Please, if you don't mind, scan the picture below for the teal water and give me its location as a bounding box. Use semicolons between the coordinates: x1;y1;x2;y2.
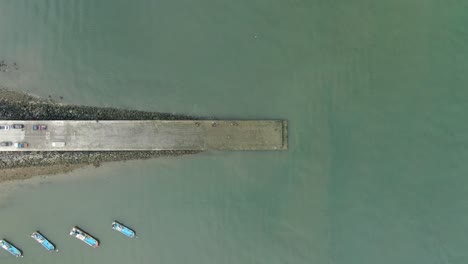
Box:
1;0;468;263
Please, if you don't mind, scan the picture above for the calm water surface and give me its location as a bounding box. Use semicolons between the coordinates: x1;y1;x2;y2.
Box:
1;0;468;263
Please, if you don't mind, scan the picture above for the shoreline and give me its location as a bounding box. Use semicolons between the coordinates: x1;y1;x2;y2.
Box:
0;164;86;184
0;89;201;183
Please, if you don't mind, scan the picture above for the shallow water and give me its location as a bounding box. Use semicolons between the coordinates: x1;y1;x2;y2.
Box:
1;0;468;263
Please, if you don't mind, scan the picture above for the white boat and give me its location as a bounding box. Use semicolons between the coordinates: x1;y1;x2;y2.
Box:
112;221;136;238
31;231;58;251
69;227;100;248
0;239;23;257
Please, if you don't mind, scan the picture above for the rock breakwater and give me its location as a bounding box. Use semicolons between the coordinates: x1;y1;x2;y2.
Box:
0;89;200;182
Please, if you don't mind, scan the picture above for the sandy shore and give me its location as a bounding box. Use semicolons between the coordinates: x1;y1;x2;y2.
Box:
0;88;200;183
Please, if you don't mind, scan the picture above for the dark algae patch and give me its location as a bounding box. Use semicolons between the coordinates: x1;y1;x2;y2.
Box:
0;60;19;73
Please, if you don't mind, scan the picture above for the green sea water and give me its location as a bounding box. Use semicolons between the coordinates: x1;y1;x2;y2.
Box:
1;0;468;263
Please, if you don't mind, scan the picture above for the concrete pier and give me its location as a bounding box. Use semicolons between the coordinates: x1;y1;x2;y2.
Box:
0;120;287;151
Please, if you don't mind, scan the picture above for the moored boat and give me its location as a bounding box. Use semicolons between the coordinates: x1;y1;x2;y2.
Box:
111;221;136;238
31;231;58;251
69;227;100;248
0;239;23;258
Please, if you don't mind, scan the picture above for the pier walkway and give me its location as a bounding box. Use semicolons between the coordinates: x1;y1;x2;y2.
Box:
0;120;287;151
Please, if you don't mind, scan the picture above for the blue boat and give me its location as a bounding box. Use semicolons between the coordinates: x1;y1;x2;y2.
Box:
0;239;23;258
112;221;136;238
69;227;100;248
31;231;58;252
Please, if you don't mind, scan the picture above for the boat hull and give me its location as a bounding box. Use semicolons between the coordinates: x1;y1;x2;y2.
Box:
112;221;136;238
69;227;100;248
0;240;23;258
31;231;57;251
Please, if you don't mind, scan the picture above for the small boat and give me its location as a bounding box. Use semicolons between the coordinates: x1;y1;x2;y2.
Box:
31;231;58;251
69;227;100;248
0;239;23;258
112;221;136;238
